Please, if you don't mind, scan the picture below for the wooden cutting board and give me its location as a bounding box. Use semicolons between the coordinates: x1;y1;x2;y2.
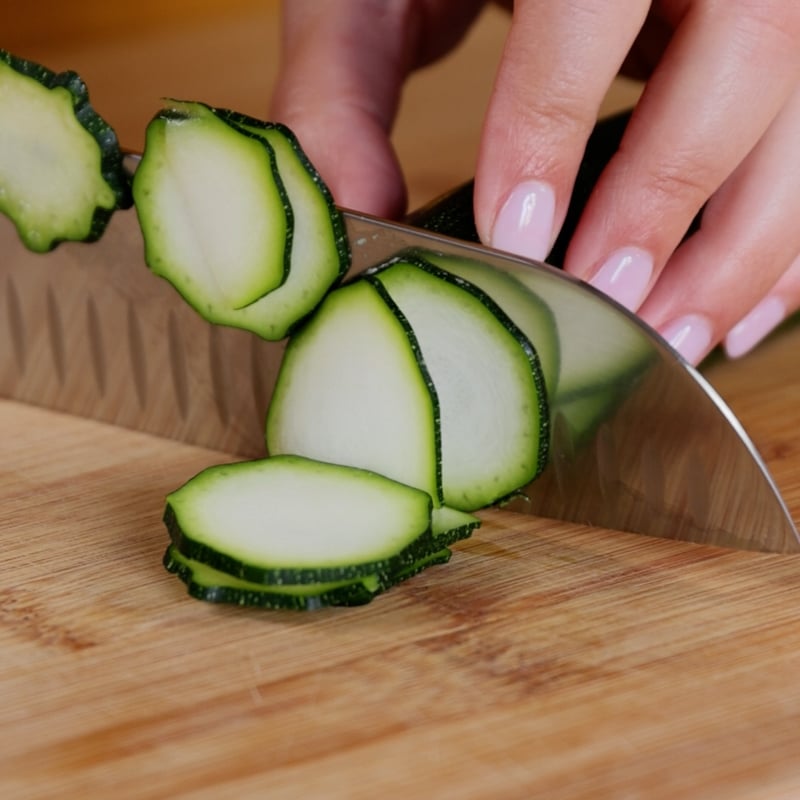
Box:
1;324;799;800
3;5;800;798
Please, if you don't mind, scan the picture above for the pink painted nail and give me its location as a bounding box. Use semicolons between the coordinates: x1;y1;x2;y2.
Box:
490;180;555;262
660;314;714;365
589;247;653;312
724;295;786;359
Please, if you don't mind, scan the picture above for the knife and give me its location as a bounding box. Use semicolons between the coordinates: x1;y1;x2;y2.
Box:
1;118;797;553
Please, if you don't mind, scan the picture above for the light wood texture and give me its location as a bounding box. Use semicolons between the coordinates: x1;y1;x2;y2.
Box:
2;6;800;798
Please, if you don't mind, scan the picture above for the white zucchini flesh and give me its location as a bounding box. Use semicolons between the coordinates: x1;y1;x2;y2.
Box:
0;62;117;252
216;113;349;339
417;250;560;397
372;259;548;512
266;280;441;503
431;505;481;546
166;455;434;584
133;101;289;312
508;267;652;398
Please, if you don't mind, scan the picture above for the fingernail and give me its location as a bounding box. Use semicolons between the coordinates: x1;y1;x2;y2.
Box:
491;180;555;262
660;314;714;364
724;295;786;359
589;247;653;312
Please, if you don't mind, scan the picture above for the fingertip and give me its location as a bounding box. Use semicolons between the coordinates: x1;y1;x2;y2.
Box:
723;295;787;360
488;180;556;262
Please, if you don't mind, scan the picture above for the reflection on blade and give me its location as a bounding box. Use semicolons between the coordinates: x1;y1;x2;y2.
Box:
0;209;281;457
344;211;800;553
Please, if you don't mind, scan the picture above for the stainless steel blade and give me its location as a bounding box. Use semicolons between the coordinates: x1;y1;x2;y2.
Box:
1;199;797;552
344;213;800;553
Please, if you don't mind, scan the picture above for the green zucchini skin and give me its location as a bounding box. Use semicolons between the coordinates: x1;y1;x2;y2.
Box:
133;100;293;315
211;110;350;339
367;255;550;511
164;455;440;586
133;101;350;340
409;249;561;399
162;545;379;609
163;544;452;609
0;49;131;251
161;457;476;609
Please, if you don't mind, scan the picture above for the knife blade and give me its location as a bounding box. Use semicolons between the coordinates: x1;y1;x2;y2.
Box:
1;194;797;553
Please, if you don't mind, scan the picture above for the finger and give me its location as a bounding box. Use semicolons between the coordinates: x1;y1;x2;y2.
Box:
637;83;800;364
565;1;800;315
723;256;800;359
474;0;651;259
269;0;486;218
269;0;411;217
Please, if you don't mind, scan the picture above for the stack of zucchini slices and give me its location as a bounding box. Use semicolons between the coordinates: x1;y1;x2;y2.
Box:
0;52;554;610
129;98;551;609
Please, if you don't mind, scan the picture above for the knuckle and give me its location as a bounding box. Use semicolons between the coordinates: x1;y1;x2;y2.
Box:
641;151;718;212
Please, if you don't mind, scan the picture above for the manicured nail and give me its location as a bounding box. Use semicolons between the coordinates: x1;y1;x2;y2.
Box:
589;247;653;312
724;295;786;359
490;180;555;262
660;313;714;365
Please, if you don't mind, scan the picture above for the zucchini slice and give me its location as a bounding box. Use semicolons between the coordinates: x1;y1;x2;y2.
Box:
211;110;350;339
431;504;481;547
133;100;291;312
165;454;436;585
266;280;441;503
413;250;560;396
370;258;549;511
163;545;379;609
0;49;130;251
509;269;652;399
163;543;452;609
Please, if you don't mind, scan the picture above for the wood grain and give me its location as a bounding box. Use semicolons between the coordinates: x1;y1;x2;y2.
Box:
2;5;800;799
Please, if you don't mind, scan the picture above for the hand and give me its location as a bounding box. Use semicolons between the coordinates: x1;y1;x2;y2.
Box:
270;0;800;364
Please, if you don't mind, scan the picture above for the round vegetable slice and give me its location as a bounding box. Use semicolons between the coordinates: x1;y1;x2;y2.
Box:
266;280;441;504
0;49;131;252
416;250;560;396
133;100;291;312
165;454;435;584
211;111;350;339
371;258;549;511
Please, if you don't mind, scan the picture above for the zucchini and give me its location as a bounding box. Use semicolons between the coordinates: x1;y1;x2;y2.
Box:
369;257;549;511
266;279;441;504
133;100;291;313
412;250;560;396
133;101;349;340
212;110;350;339
163;543;452;609
163;544;379;609
267;258;548;513
0;49;131;252
431;504;481;547
165;454;437;585
161;454;475;607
